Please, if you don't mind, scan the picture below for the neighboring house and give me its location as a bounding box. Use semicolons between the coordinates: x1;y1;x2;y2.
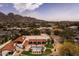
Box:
0;42;15;56
68;26;78;30
73;35;79;45
7;27;29;30
37;27;52;30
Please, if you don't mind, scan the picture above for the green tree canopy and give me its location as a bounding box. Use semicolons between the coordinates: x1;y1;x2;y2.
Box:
59;40;79;56
30;28;40;35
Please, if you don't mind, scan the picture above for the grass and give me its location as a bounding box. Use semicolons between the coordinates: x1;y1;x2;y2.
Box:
22;51;49;56
46;42;53;48
22;48;52;56
22;51;31;56
45;49;52;55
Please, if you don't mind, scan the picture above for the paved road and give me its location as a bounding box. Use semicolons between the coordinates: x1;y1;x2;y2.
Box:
51;35;63;56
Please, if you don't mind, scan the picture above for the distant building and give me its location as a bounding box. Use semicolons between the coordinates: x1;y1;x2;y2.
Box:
68;26;78;30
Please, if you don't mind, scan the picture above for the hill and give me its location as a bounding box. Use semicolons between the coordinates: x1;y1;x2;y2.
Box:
0;12;45;23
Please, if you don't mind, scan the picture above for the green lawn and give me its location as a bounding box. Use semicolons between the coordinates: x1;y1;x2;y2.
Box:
46;42;53;48
22;51;50;56
22;51;45;56
45;49;52;54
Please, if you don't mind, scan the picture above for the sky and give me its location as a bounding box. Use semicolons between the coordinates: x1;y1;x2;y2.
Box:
0;3;79;21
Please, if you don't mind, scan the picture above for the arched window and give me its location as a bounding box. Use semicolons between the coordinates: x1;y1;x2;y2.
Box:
29;42;32;44
42;42;46;44
34;42;37;44
38;42;41;44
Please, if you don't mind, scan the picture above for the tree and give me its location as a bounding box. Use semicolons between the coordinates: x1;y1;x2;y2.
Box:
19;29;30;35
45;49;52;55
2;35;11;43
45;29;51;35
60;29;75;39
30;28;40;35
28;23;38;28
59;40;79;56
53;30;61;35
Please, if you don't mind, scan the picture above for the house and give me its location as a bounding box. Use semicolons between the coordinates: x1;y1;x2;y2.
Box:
73;35;79;45
68;26;78;30
0;42;15;56
23;34;50;54
0;34;50;55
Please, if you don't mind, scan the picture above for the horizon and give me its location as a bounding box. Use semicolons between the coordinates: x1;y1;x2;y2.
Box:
0;3;79;21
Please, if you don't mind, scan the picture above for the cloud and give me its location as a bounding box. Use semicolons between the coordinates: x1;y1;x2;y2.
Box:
13;3;43;12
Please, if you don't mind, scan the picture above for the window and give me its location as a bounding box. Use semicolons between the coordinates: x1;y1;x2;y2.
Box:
42;42;46;44
34;42;37;44
38;42;41;44
29;42;32;44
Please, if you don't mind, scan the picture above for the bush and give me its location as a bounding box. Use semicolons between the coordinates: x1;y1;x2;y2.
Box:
59;40;79;56
31;28;40;35
45;49;52;54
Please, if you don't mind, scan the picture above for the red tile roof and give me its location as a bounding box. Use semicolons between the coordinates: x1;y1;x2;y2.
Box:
13;36;25;43
0;42;15;51
0;36;25;51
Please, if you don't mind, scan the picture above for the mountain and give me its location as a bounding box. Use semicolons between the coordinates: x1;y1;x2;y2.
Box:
0;12;45;23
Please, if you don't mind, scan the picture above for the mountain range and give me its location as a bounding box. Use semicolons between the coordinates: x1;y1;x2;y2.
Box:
0;12;46;23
